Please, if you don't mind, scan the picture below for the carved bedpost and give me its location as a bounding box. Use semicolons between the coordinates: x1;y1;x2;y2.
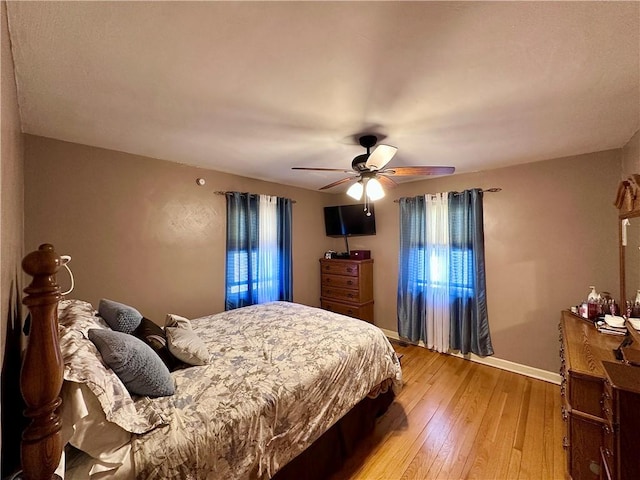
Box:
20;244;64;480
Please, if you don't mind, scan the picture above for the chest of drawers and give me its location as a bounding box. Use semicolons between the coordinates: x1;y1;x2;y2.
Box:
319;258;373;323
559;311;640;480
600;361;640;480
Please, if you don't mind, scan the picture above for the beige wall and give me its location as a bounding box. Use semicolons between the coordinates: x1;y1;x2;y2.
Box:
24;135;332;322
1;0;24;369
326;150;621;372
621;129;640;177
1;0;25;469
24;135;623;373
0;2;24;368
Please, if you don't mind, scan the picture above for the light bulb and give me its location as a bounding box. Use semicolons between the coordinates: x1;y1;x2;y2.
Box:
365;178;385;201
347;181;363;200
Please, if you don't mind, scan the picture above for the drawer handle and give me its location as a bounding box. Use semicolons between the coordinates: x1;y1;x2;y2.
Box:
347;280;353;285
347;293;354;298
346;267;354;272
347;310;354;315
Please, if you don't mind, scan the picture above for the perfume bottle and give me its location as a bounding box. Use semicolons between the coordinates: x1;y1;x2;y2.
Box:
587;286;600;321
633;290;640;317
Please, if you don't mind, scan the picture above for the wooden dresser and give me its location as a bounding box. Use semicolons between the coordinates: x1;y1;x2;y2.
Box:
559;310;640;480
319;258;373;323
600;361;640;480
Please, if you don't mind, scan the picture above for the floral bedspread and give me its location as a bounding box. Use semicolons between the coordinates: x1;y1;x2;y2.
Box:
132;301;402;479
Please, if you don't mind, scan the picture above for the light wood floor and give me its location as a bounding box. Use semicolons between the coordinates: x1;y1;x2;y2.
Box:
330;343;566;480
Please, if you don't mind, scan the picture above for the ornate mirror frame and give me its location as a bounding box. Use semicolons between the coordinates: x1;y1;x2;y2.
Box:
615;174;640;310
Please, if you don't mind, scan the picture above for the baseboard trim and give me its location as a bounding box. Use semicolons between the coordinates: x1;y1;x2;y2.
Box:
378;327;561;385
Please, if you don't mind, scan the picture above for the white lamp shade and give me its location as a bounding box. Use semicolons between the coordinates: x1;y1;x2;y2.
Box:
347;181;364;200
365;144;397;171
366;178;385;200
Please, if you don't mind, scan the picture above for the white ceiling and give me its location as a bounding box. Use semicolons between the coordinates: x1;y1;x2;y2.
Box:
6;1;640;192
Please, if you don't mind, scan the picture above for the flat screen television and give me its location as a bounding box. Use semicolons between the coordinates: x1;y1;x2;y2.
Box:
324;204;376;237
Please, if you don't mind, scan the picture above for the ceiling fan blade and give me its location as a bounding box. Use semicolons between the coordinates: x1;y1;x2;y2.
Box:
381;166;455;176
292;167;353;173
319;177;356;190
377;175;398;188
365;144;397;171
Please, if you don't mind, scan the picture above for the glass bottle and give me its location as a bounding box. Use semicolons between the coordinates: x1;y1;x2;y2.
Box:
633;290;640;317
587;286;600;321
601;291;612;315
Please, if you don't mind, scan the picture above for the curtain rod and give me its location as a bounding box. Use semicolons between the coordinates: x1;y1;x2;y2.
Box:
214;191;297;203
393;187;501;203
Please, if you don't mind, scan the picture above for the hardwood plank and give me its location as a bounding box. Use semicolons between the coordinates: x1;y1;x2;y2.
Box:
518;379;546;479
423;364;501;479
457;369;519;479
330;344;567;480
395;361;478;480
552;383;567;480
487;373;528;480
331;347;451;479
355;356;475;479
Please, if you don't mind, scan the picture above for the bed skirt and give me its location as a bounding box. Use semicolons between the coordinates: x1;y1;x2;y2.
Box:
272;388;395;480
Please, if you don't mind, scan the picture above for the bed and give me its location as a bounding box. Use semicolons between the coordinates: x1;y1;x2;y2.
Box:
18;244;402;480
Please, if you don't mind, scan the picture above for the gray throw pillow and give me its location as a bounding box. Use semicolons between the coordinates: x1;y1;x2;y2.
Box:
88;329;174;397
98;299;143;334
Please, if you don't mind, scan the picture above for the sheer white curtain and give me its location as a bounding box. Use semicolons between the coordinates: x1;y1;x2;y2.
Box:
425;193;450;352
257;195;279;303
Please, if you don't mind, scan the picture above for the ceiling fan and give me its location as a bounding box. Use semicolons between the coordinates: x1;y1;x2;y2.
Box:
292;135;455;202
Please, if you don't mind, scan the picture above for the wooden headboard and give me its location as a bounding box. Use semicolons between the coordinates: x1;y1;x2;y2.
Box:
20;244;64;480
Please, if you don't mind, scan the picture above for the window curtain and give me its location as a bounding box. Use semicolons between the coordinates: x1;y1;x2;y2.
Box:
448;189;493;356
225;192;292;310
397;188;493;357
397;194;450;352
397;196;427;343
425;193;450;352
276;197;293;301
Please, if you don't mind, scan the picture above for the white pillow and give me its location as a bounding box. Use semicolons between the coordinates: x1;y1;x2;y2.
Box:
165;313;192;330
60;381;131;465
165;314;210;366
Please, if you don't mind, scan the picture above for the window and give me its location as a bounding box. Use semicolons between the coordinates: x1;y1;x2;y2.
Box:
409;246;474;297
397;189;493;356
224;192;292;310
226;250;280;297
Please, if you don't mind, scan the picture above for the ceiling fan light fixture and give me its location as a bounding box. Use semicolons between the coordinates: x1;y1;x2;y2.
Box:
365;178;385;201
365;144;397;171
292;133;454;193
347;181;364;200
